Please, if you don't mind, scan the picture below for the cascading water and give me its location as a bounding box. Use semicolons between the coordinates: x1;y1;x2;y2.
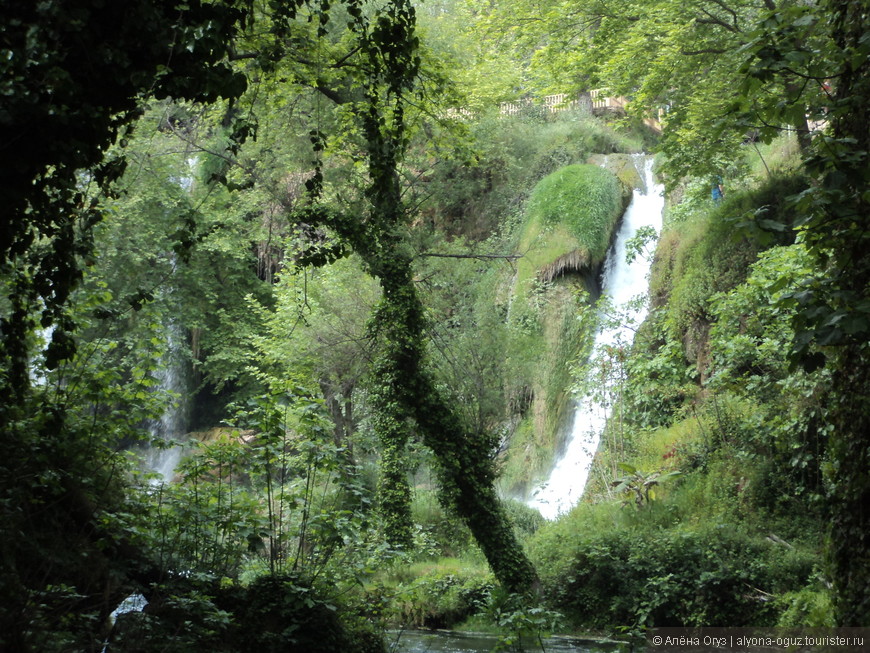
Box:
143;157;197;483
143;319;192;483
527;155;664;519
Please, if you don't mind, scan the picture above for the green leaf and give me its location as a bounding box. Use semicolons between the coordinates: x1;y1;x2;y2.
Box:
616;462;637;474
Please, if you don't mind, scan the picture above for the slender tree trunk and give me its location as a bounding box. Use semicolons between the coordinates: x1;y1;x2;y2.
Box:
372;269;538;592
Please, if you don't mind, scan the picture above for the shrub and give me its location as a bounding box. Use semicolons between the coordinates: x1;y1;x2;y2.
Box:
389;567;495;628
411;488;474;557
530;520;816;630
775;586;835;627
111;573;384;653
502;498;546;541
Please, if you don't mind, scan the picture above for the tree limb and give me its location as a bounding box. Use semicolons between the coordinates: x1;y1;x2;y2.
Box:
417;251;523;261
707;0;741;31
681;47;729;55
696;9;739;33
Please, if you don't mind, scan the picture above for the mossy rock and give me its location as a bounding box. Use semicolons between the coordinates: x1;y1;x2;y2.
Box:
525;164;624;266
512;163;625;309
587;152;642;199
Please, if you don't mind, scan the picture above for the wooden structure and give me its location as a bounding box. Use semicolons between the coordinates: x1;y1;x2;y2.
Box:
495;91;662;132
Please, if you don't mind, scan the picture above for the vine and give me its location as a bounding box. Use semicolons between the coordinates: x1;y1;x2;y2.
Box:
295;0;538;592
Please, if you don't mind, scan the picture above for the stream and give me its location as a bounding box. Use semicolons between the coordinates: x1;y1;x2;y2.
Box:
391;629;626;653
527;155;665;519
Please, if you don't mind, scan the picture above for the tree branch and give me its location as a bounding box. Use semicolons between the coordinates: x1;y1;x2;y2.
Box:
707;0;741;31
417;251;523;261
696;9;739;33
681;47;729;55
313;85;349;105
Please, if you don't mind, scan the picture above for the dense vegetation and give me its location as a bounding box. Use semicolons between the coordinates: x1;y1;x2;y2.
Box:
2;0;869;650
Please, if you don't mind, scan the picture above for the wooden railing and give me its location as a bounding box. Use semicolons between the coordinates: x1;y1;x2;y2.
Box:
588;90;629;111
498;91;630;116
449;91;663;132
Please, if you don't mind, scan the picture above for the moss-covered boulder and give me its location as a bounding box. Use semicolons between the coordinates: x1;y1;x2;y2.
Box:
515;164;625;293
587;152;643;198
526;164;624;265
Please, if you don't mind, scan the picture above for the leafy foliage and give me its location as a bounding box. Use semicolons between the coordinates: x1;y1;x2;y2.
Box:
0;0;250;391
611;463;682;509
734;0;870;623
388;565;495;629
6;0;870;640
531;514;817;630
112;572;383;653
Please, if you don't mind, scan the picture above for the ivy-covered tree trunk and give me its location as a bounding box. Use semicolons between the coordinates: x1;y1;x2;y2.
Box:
248;0;540;593
369;303;416;549
810;0;870;625
366;260;538;591
297;0;538;591
828;355;870;624
409;343;540;593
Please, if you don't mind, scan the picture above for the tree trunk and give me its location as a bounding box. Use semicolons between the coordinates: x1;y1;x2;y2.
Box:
373;271;539;593
818;0;870;625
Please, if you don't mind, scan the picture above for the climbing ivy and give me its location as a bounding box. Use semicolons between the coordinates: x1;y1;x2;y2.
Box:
737;0;870;624
289;0;539;592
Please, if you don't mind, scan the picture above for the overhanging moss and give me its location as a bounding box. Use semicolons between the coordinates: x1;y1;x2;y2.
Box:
512;163;627;302
525;164;624;265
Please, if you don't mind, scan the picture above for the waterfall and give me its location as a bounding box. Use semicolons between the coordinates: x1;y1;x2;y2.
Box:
28;324;55;387
143;320;192;484
527;155;664;519
104;323;189;647
142;158;197;483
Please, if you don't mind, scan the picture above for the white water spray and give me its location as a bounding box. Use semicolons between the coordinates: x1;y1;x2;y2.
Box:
527;155;664;519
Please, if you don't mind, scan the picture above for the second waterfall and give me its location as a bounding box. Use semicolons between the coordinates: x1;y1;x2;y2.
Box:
527;155;665;519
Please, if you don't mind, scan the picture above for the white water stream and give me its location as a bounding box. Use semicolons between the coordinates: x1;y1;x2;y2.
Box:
143;320;192;483
527;155;664;519
143;158;197;484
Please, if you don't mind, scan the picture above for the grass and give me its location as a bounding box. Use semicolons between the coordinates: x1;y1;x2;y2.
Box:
526;164;623;263
745;133;802;178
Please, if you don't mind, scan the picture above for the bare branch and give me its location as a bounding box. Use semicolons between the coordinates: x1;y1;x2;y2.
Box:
417;252;523;261
707;0;741;31
681;47;729;55
696;9;739;33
